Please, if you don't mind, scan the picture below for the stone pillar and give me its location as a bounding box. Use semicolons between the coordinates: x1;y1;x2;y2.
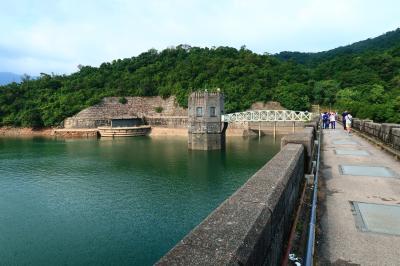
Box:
188;91;226;150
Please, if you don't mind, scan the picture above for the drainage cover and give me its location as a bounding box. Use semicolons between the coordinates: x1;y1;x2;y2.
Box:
333;140;358;145
335;149;370;156
339;165;395;178
352;202;400;235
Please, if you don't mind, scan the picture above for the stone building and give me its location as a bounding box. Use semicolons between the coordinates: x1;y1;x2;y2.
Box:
188;91;227;150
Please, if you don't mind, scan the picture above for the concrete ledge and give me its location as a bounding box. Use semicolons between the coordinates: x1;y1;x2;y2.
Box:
157;144;305;265
364;122;374;136
393;128;400;151
347;117;400;153
361;120;373;132
372;123;382;138
381;123;400;144
281;128;313;171
353;119;361;130
53;128;99;138
304;121;318;137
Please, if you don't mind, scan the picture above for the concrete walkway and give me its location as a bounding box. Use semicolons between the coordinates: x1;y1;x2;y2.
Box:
318;127;400;265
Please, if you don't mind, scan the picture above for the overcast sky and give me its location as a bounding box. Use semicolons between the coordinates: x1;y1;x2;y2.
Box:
1;0;399;75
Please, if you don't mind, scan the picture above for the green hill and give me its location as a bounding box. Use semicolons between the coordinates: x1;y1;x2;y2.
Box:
275;28;400;65
1;29;399;127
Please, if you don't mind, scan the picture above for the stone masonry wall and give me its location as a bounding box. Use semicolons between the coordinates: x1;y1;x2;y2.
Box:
64;96;186;128
145;116;188;128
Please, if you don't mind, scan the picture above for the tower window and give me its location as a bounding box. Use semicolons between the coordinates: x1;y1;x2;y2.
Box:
196;107;203;117
210;107;216;117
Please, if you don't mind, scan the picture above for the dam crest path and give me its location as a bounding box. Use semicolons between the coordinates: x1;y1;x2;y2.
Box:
318;127;400;265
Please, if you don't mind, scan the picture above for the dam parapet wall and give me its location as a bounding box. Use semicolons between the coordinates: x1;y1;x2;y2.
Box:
351;118;400;152
157;128;315;265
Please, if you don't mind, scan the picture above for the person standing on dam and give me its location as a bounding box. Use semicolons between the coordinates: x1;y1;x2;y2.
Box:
345;113;353;135
329;112;336;129
342;110;348;130
322;112;329;129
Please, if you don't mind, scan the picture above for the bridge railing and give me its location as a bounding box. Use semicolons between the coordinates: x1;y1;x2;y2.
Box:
221;110;313;123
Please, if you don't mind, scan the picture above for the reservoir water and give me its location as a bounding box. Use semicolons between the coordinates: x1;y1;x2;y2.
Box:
0;136;281;265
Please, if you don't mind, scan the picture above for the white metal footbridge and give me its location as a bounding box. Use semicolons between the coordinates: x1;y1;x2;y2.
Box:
221;110;313;123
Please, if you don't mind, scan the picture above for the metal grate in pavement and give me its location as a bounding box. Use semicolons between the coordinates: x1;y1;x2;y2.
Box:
333;140;359;145
352;201;400;236
339;165;395;178
335;149;370;156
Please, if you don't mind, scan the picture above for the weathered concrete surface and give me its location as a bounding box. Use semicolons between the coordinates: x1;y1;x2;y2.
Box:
364;122;382;138
380;123;400;143
346;117;400;152
157;144;305;265
53;128;98;138
304;121;318;135
281;127;314;171
360;120;373;132
393;128;400;150
281;128;313;156
353;119;361;130
318;128;400;265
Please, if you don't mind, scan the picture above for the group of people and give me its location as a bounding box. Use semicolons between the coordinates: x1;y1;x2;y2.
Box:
321;112;337;129
321;110;353;135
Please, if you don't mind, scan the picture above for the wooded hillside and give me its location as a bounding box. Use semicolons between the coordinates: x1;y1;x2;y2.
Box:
1;29;399;127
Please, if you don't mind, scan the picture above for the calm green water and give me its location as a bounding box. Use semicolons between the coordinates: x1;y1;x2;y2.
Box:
0;136;281;265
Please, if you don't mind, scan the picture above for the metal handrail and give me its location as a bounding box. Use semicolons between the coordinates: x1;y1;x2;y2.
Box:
304;123;322;266
221;110;313;123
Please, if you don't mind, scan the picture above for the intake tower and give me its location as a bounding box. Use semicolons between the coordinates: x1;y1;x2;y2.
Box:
188;91;227;150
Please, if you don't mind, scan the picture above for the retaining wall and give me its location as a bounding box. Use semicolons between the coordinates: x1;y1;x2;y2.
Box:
63;96;186;129
52;129;99;138
145;116;188;128
157;128;314;265
64;118;110;129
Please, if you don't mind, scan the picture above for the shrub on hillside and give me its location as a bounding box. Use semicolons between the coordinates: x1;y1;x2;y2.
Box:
119;97;128;104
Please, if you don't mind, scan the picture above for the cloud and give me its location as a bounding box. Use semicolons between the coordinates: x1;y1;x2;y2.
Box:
0;0;399;75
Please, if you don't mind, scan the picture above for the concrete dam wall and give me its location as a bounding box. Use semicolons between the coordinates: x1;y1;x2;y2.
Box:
157;127;315;265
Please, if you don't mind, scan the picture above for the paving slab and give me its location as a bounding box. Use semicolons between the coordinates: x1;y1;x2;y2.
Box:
332;139;359;145
335;149;370;156
352;202;400;236
318;129;400;266
339;165;396;178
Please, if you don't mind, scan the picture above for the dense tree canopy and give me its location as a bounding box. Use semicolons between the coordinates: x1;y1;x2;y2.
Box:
0;28;399;127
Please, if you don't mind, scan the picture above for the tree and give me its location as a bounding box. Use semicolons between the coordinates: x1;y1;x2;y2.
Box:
273;83;311;111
